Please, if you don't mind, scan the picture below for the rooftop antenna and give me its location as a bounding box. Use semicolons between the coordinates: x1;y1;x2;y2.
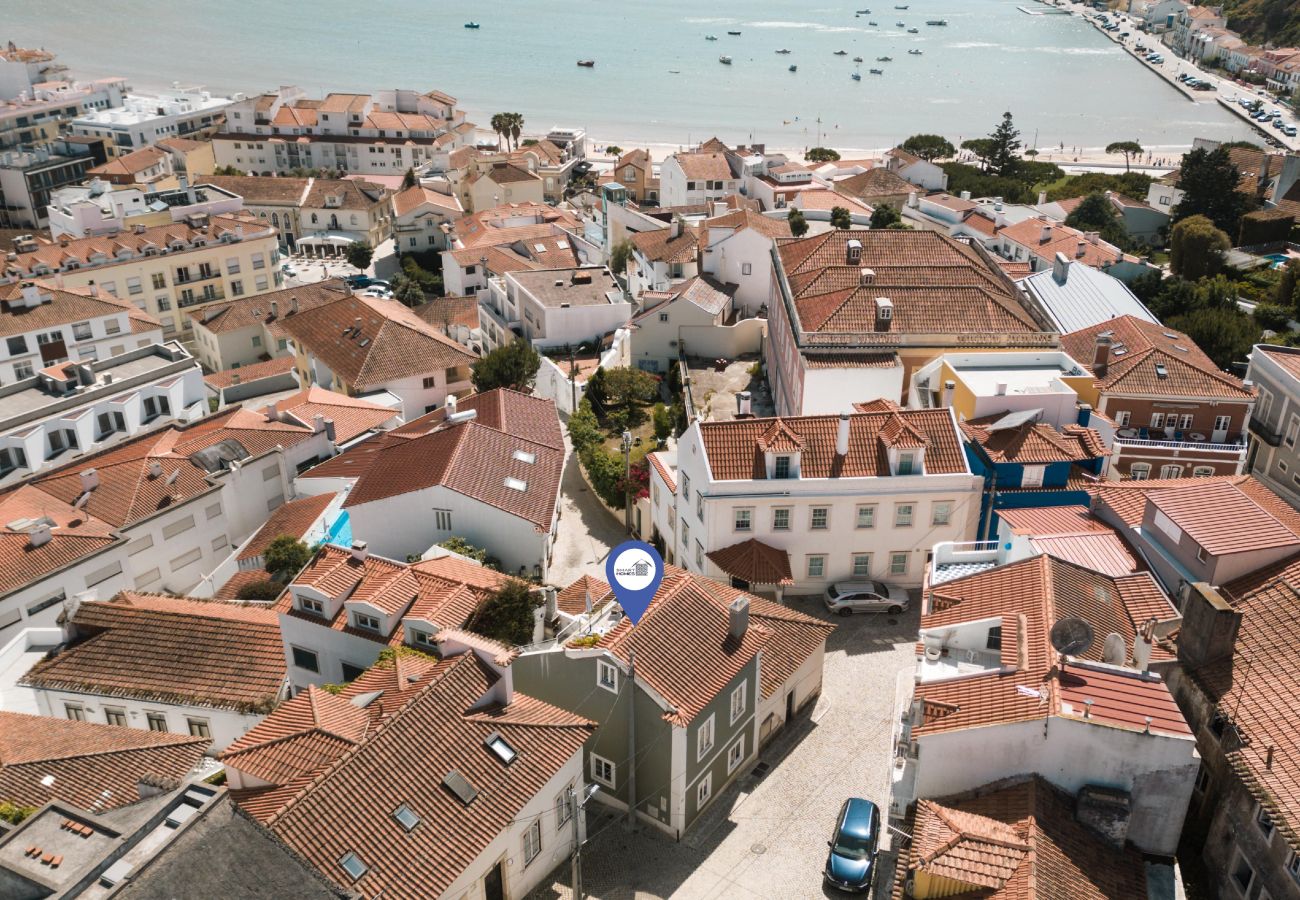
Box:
1049;616;1094;668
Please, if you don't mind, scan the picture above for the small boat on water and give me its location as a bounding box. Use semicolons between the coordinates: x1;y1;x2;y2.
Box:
869;20;878;25
464;21;480;28
789;64;798;72
877;55;892;61
894;4;909;8
926;19;948;25
834;49;848;55
705;34;718;40
896;21;906;26
576;60;595;67
851;72;862;81
908;48;923;54
776;48;792;54
870;67;884;74
907;27;919;33
719;55;733;64
856;8;871;12
727;30;742;35
853;56;864;62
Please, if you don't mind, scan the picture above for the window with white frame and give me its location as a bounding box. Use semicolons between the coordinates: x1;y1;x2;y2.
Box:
434;508;452;530
730;682;747;724
1178;414;1194;429
852;553;872;577
1256;804;1275;840
1160;464;1184;478
1150;412;1165;429
597;659;618;692
734;508;752;531
1114;410;1131;426
856;505;876;529
522;819;542;865
772;507;791;530
1193;466;1214;477
696;493;703;520
697;714;715;759
682;473;691;500
292;646;320;672
727;736;745;773
1020;465;1045;488
1214;414;1231;433
590;753;616;788
697;773;713;808
931;502;952;526
354;612;381;631
807;555;826;578
1129;463;1151;481
895;503;914;527
556;789;573;827
890;552;908;576
810;507;828;530
299;596;324;615
695;540;704;568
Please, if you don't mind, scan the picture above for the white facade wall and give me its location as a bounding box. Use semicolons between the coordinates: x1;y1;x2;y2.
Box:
31;685;265;752
658;158;740;208
914;713;1198;856
0;545;131;640
756;644;825;744
518;294;632;351
278;611;389;692
702;227;776;315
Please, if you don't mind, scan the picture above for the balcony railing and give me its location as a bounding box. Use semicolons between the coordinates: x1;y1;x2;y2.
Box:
1249;414;1283;447
1114;434;1246;453
174;269;222;285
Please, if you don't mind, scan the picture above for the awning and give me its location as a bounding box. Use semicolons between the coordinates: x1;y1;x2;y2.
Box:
298;231;363;247
707;538;793;586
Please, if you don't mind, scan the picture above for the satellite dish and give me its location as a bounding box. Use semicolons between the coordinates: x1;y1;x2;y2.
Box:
1049;617;1095;658
74;492;90;509
1102;632;1126;665
165;469;180;486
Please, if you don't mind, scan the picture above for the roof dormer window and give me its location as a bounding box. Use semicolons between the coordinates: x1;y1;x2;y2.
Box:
774;455;791;479
354;612;381;631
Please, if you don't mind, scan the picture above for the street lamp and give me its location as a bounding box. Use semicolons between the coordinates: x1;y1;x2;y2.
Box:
568;783;601;900
621;430;633;534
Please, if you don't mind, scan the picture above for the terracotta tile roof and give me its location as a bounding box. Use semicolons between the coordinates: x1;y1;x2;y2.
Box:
391;184;462;218
646;451;676;494
1061;315;1253;399
277;385;397;445
302;178;389;211
206;175;311;205
204;355;297;391
88;145;168;178
0;711;207;811
631;226;699;265
697;407;968;480
995;259;1035;278
213;568;280;602
834;167;916;200
556;574;613;616
275;293;474;390
961;417;1108;464
468;162;541;186
411;295;479;333
923;193;979;212
0;279;161;338
806;351;898;368
897;776;1151;900
156;136;207;153
914;556;1184;737
1147;481;1299;555
0;484;121;598
776;230;1043;340
706;538;794;586
997;505;1109;535
22;593;286;713
998;218;1129;269
1187;579;1300;852
1254;344;1300;383
672;151;733;181
705;208;792;241
188;278;351;335
615;148;651;171
1028;533;1142;578
237;493;335;563
232;651;593;897
794;188;874;214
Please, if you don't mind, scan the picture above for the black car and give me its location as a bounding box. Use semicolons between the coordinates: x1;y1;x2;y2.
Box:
825;798;880;892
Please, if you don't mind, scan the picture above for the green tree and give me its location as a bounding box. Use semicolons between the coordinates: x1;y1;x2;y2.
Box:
391;274;425;307
1254;303;1293;333
401;167;417;189
504;112;525;150
609;238;634;275
1064;192;1128;249
870;204;901;229
471;338;541;393
605;145;623;157
987;111;1022;178
264;535;311;583
1172;146;1255;235
652;402;673;442
900;134;955;161
490;113;509;151
468;579;539;645
1168;306;1261;371
960;138;995;171
806;147;841;162
1277;259;1300;312
212;165;245;176
344;241;373;271
787;207;809;237
1105;141;1144;173
603;367;658;429
568;397;602;450
0;802;37;826
1045;171;1155;203
237;578;286;602
439;536;500;568
1169;215;1231;281
829;206;852;230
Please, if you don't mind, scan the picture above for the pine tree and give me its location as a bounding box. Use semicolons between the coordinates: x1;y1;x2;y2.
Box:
987;111;1022;178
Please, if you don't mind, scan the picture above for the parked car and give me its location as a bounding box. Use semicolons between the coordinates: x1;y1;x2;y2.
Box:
361;287;393;299
824;798;881;893
345;274;374;288
1285;125;1297;137
281;263;298;277
823;582;909;616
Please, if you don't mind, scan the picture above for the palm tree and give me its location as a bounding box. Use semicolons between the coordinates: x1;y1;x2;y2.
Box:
507;112;524;150
490;113;508;151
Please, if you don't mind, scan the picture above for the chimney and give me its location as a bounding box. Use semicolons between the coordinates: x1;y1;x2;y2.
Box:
323;418;336;443
1093;334;1112;374
1132;618;1156;673
264;401;278;422
907;191;917;209
846;238;862;264
1077;403;1092;427
874;296;893;331
995;382;1008;396
669;217;680;239
711;201;726;217
230;373;240;385
727;595;750;640
19;281;40;307
1039;223;1053;244
79;468;99;492
29;522;52;549
836;413;851;456
445;394;458;416
270;299;278;318
289;296;299;314
353;316;362;334
312;413;326;433
88;283;99;298
736;390;752;417
1086;231;1100;245
351;540;369;563
148;459;163;478
1037;190;1047;206
941;380;955;407
1052;251;1071;283
959;190;971;201
1177;583;1241;668
1076;240;1087;259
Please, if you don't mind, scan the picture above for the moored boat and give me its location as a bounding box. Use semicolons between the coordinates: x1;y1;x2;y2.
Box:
834;49;848;55
851;72;862;81
706;34;718;40
926;19;948;25
464;21;480;28
577;60;595;67
853;56;864;62
908;48;923;54
870;67;884;74
877;55;892;61
727;30;742;35
776;48;792;54
789;64;798;72
719;55;733;64
907;27;919;33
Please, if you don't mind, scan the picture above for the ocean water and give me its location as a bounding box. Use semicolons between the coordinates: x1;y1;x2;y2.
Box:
6;0;1256;152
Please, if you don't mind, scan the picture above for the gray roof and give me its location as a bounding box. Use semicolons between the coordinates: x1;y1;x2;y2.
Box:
115;793;348;900
511;266;624;308
1021;256;1158;334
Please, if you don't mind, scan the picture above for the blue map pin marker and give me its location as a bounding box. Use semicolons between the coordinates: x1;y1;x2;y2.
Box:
605;540;664;626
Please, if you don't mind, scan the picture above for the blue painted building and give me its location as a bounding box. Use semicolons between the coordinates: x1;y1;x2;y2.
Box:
960;409;1109;539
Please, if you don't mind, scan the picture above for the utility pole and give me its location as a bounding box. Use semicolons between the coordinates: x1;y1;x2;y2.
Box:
626;650;637;830
569;346;578;413
569;786;583;900
621;430;633;535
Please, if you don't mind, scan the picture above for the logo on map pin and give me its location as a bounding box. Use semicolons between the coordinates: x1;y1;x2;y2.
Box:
605;540;664;625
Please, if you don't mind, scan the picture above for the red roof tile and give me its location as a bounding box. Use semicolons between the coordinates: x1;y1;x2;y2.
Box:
277;385;397;445
1147;481;1300;555
961;417;1108;464
204;355;297;391
706;538;793;586
237;493;335;563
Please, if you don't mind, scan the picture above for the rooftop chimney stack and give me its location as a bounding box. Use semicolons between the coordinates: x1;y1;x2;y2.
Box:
264;401;278;422
29;522;52;549
1052;251;1071;284
270;300;278;318
1177;582;1241;669
79;468;99;492
445;394;458;416
1093;335;1112;374
351;540;369;563
312;413;325;434
1076;240;1087;259
148;460;163;478
941;380;956;408
1040;224;1053;244
736;390;752;417
727;595;750;640
323;418;336;444
836;412;851;457
19;281;40;307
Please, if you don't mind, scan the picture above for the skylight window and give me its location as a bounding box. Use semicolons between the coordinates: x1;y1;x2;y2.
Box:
339;852;368;881
504;476;528;492
512;449;536;464
1173;345;1189;353
485;731;518;765
556;240;569;249
534;243;547;252
443;770;479;806
392;804;420;831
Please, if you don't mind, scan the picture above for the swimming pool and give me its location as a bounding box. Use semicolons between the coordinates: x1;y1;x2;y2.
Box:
1264;253;1291;269
326;511;352;547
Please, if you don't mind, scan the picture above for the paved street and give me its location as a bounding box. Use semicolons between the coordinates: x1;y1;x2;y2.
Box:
529;600;920;900
547;430;628;589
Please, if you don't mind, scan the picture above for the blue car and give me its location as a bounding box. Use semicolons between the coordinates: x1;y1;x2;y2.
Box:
824;798;880;893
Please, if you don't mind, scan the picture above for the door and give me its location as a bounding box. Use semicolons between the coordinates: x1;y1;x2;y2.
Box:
484;861;505;900
1212;415;1231;444
786;691;796;724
